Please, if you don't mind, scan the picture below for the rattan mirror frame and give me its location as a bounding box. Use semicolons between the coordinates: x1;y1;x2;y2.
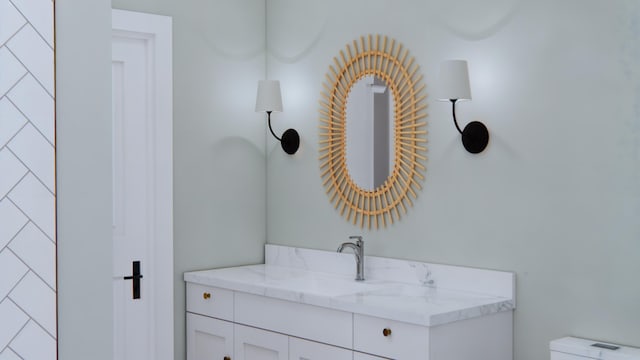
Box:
319;34;427;229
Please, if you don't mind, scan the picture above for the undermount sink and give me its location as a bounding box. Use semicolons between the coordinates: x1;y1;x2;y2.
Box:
284;273;386;297
258;265;386;297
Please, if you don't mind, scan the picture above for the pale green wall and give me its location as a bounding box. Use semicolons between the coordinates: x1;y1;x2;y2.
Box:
110;1;268;359
56;0;113;359
266;0;640;359
56;1;640;359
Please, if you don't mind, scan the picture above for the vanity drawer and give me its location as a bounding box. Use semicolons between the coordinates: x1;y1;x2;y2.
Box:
234;291;352;349
353;314;429;360
186;283;233;321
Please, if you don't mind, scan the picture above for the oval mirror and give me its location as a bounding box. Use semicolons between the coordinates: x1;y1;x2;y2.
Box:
319;35;428;229
346;75;395;191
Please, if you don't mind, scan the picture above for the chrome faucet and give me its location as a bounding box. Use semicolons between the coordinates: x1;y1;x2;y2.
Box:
337;236;365;281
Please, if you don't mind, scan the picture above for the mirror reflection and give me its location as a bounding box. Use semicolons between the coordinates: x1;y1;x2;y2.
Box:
346;75;395;191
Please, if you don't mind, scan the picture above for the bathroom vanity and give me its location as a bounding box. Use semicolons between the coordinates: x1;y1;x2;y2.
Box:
184;245;515;360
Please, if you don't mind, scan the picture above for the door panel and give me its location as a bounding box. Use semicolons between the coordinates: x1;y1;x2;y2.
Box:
112;34;150;360
111;9;173;360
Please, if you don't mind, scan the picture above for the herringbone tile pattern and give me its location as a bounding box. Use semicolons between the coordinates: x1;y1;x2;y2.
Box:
0;0;56;358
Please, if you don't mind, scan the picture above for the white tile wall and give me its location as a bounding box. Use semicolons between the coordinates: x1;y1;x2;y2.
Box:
7;123;55;192
0;200;27;250
0;0;56;356
0;1;26;45
0;347;22;360
0;98;27;147
7;25;54;95
0;199;28;250
0;250;28;299
8;0;53;47
0;300;28;350
0;150;27;199
7;174;55;239
9;321;56;360
6;74;54;143
9;272;56;336
8;223;55;287
0;48;26;95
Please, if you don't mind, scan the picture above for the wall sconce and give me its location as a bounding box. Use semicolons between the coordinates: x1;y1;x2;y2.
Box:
255;80;300;155
438;60;489;154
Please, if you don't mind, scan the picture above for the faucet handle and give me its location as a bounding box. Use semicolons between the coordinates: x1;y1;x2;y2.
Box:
349;235;363;247
349;235;363;242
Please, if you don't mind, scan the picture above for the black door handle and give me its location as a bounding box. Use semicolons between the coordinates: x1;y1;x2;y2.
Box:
123;261;143;299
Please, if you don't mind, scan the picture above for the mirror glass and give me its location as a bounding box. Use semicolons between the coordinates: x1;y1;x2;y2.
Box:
345;75;395;191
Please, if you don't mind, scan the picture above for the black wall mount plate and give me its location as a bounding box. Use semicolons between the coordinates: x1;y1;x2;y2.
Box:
461;121;489;154
281;128;300;155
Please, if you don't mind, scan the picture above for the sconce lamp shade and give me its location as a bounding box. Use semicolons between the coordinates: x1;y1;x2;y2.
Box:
255;80;283;112
438;60;472;101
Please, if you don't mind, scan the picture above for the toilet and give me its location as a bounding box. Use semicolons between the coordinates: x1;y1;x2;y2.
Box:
551;337;640;359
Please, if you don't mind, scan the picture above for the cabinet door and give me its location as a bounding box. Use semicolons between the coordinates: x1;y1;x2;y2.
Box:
289;337;352;360
235;324;288;360
187;313;234;360
354;352;389;360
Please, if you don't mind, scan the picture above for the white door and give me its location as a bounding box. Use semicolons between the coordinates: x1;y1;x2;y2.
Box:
289;337;352;360
111;9;173;360
235;324;289;360
186;313;234;360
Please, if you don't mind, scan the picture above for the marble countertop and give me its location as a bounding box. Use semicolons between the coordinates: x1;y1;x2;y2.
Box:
184;245;515;327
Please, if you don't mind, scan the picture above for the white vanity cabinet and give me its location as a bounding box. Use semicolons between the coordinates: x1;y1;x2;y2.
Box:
186;283;389;360
186;282;512;360
185;244;515;360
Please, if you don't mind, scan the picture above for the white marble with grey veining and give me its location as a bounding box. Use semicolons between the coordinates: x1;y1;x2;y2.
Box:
184;245;515;327
265;244;515;299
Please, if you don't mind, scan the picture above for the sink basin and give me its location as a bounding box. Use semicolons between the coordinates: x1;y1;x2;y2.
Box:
296;276;385;297
261;267;385;297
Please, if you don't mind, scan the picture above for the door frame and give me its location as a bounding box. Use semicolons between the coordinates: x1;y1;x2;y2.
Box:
112;9;174;359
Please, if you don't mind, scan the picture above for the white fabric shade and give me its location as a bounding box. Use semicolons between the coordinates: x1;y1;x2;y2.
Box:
438;60;472;101
255;80;283;112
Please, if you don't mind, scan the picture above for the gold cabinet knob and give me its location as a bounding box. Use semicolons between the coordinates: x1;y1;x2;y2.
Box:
224;357;231;360
203;292;211;300
383;328;392;337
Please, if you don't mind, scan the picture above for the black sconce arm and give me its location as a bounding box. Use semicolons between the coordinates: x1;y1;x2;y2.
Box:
447;99;489;154
266;111;282;141
450;99;463;135
265;111;300;155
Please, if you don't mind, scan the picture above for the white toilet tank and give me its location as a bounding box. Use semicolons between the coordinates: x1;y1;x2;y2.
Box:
550;337;640;360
